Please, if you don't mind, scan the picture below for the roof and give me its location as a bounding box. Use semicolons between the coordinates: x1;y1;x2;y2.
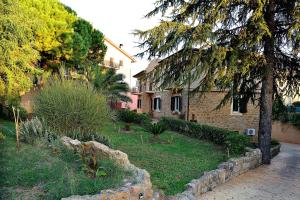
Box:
104;37;136;62
133;70;146;78
133;59;161;79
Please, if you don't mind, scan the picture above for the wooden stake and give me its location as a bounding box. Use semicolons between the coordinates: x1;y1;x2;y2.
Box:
12;106;20;150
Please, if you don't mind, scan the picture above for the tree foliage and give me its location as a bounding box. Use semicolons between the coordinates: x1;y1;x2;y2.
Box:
135;0;300;164
93;68;131;104
0;0;40;99
0;0;106;103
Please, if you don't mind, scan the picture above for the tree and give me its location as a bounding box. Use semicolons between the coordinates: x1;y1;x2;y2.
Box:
93;68;131;109
0;0;40;101
69;18;107;74
135;0;300;164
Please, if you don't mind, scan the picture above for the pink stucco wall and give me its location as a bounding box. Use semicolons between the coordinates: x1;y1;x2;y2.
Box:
119;93;138;110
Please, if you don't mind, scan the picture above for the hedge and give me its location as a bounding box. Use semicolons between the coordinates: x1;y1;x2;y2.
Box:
117;109;151;125
160;117;250;155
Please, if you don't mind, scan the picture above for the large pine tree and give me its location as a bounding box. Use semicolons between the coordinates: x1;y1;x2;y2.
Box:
136;0;300;164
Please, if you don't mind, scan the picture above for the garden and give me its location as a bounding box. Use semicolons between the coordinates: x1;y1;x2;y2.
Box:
0;79;251;198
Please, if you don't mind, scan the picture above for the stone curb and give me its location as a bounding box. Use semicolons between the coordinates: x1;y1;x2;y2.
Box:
60;137;266;200
61;136;153;200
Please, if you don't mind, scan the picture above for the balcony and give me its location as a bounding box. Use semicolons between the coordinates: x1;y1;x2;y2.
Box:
103;60;120;69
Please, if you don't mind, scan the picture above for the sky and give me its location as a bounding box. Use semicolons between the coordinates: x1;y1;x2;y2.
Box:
60;0;160;75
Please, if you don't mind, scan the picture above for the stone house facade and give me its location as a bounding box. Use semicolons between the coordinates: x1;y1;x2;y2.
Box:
133;60;260;133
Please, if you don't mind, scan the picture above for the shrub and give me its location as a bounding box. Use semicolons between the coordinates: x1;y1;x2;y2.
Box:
0;132;5;141
144;122;166;138
292;101;300;107
134;113;152;125
289;113;300;128
117;109;136;124
224;132;250;155
1;97;28;121
19;117;55;144
271;139;280;146
272;98;288;122
72;132;112;148
160;117;250;155
117;109;151;125
33;80;109;136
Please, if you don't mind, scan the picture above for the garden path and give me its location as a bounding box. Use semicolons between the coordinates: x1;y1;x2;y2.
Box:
200;143;300;200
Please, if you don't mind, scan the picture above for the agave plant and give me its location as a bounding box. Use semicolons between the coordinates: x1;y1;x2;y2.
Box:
144;122;166;138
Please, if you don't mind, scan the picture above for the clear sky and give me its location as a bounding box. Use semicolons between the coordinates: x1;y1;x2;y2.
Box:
60;0;160;74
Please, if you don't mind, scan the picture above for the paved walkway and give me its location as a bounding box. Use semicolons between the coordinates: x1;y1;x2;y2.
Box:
200;143;300;200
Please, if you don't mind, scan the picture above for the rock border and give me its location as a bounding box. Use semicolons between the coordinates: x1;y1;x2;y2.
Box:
60;136;279;200
61;136;153;200
166;148;262;200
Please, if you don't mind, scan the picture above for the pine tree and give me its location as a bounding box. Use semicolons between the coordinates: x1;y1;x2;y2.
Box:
135;0;300;164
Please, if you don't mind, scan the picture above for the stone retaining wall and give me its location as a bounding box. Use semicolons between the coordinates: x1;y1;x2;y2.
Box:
167;148;262;200
60;137;265;200
61;137;153;200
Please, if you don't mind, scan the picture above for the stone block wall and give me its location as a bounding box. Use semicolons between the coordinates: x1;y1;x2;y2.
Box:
60;137;264;200
189;91;260;133
168;148;262;200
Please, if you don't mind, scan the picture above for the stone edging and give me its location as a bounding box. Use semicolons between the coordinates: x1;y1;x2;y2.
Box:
60;136;153;200
166;148;262;200
271;144;281;158
60;136;274;200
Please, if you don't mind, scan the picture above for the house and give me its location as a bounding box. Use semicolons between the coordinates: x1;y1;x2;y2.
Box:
103;37;137;110
133;59;260;134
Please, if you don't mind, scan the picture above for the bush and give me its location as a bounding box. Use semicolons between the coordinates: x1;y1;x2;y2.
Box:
72;132;112;148
160;117;250;155
144;122;166;138
33;80;109;136
117;109;137;124
19;117;55;144
0;132;5;141
117;110;151;131
289;113;300;128
292;101;300;107
272;98;288;122
1;97;28;121
271;139;280;146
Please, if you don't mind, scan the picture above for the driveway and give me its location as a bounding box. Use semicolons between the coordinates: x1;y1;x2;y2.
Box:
200;143;300;200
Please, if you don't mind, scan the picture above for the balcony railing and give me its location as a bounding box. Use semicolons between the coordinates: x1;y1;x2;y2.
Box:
103;60;120;69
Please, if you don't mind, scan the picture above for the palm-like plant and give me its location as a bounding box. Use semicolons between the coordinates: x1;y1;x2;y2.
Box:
93;68;132;109
144;122;166;139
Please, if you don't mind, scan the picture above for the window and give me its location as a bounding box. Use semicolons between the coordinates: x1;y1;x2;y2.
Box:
232;95;240;113
137;99;142;109
153;97;161;111
171;96;181;112
119;60;124;67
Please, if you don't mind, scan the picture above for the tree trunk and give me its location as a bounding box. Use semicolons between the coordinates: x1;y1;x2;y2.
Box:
259;1;275;164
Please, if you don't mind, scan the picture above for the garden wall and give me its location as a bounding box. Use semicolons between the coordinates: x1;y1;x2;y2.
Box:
272;121;300;144
61;137;153;200
60;137;268;200
167;148;262;200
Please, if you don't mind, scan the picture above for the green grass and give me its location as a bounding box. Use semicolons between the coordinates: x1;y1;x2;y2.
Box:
0;120;129;200
101;122;227;195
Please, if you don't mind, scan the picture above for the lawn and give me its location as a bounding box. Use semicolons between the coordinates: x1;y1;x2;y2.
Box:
101;122;227;195
0;120;129;200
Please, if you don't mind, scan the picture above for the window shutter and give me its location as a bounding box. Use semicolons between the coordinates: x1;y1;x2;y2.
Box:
239;96;248;113
171;97;175;111
179;96;182;111
159;98;161;110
